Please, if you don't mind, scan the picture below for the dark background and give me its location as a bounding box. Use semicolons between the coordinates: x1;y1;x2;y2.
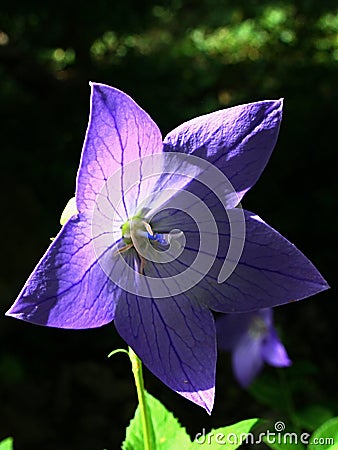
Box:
0;1;337;449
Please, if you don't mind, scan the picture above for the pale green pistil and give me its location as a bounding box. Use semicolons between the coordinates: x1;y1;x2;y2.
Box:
119;216;156;274
119;216;171;274
121;216;153;245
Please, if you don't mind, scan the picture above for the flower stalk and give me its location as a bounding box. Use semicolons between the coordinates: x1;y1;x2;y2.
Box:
128;346;154;450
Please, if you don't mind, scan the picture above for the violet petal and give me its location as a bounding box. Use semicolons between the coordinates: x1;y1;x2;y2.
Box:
114;293;216;413
262;329;292;367
76;83;163;218
199;210;329;312
163;99;283;207
232;332;264;387
6;215;120;328
216;313;253;351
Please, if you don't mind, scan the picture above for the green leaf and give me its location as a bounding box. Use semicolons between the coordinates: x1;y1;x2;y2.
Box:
295;405;334;432
191;418;259;449
308;417;338;450
122;392;259;449
249;374;290;412
0;437;14;450
122;391;191;450
60;197;78;225
263;433;305;450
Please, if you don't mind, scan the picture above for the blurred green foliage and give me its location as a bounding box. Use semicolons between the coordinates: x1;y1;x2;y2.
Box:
0;1;337;449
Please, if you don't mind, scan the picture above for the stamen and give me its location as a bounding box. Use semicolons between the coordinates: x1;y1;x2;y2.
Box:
114;243;133;255
118;217;166;274
139;255;147;274
143;221;153;236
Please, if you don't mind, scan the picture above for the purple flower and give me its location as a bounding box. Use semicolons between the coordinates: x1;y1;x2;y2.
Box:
216;309;291;387
6;83;328;413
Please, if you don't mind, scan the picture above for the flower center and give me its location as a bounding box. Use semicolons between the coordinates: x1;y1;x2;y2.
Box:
121;216;152;245
121;216;169;247
119;216;171;274
118;216;184;274
249;315;268;339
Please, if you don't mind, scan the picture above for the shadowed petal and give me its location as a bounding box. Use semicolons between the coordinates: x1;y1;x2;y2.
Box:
149;200;328;311
262;329;292;367
199;209;329;313
76;83;163;218
216;313;252;351
259;308;273;327
163;99;283;207
232;332;264;387
6;214;122;328
114;293;216;413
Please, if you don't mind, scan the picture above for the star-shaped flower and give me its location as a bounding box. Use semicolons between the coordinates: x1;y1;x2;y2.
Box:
216;308;291;387
6;83;328;413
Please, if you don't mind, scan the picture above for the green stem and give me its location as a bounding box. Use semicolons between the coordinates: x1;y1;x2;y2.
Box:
128;346;154;450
